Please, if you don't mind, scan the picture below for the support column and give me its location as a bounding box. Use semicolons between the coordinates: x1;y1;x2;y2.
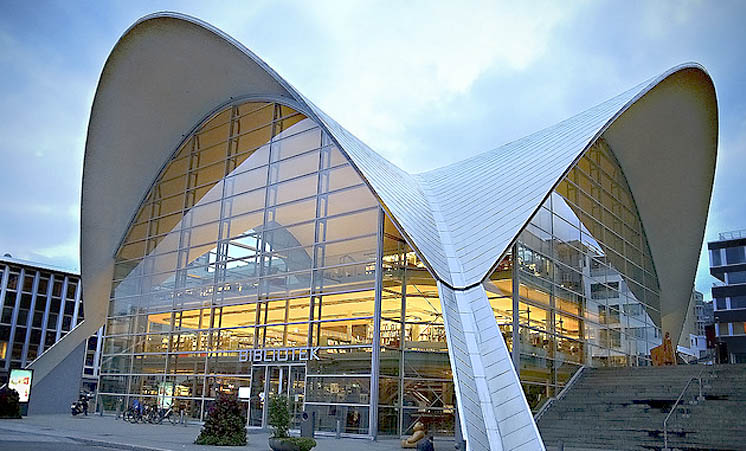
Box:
21;270;41;367
512;244;521;374
71;280;82;327
369;207;384;439
439;283;545;451
39;273;54;351
55;276;69;342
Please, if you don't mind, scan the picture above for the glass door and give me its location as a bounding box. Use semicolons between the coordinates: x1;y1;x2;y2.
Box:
249;364;306;429
288;365;306;429
248;366;265;427
268;366;285;400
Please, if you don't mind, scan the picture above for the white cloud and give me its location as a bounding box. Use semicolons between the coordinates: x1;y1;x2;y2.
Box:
275;1;582;167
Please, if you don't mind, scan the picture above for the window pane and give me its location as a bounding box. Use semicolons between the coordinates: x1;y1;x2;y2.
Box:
270;125;322;162
711;249;722;266
725;246;746;264
268;150;320;184
730;296;746;309
728;271;746;284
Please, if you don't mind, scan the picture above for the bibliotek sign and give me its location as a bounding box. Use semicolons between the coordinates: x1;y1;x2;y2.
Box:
238;347;320;363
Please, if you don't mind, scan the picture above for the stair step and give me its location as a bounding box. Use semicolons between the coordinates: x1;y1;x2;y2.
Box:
538;364;746;450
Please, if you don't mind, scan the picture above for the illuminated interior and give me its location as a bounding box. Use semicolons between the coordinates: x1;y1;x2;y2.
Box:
98;99;662;436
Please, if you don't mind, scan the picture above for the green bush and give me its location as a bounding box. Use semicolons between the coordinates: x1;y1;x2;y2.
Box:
0;387;22;419
194;392;246;446
276;436;317;451
267;394;291;438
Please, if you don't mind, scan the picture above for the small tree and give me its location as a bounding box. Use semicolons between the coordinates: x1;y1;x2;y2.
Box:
268;394;291;438
267;395;316;451
194;392;247;446
0;387;22;419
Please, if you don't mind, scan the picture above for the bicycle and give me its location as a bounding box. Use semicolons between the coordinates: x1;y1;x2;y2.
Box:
142;403;162;423
153;405;178;425
123;400;143;424
124;400;156;424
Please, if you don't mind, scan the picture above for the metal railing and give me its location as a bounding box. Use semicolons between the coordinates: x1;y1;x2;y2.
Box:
663;367;711;451
533;366;586;422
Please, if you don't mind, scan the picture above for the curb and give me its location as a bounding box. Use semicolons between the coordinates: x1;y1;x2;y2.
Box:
69;436;173;451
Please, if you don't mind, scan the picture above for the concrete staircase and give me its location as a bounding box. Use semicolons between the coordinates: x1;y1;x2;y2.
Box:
537;364;746;450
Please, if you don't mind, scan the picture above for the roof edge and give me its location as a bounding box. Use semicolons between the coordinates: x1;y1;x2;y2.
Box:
458;63;717;291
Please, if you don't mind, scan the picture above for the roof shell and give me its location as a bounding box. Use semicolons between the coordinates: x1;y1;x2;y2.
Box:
31;12;717;386
84;11;717;335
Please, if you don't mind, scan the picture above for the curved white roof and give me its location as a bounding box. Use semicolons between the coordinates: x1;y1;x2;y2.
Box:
78;12;718;305
32;13;717;428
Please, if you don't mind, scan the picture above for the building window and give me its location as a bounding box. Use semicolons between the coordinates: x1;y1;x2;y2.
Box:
725;246;746;265
591;282;620;300
727;271;746;284
730;296;746;310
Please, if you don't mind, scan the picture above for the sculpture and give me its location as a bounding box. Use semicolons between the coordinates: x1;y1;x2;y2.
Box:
401;421;426;448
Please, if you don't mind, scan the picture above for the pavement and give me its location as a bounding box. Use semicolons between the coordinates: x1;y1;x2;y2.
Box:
0;414;612;451
0;414;457;451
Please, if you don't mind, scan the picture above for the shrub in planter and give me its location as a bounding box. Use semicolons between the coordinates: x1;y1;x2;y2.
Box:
268;394;291;438
267;395;316;451
0;387;22;419
194;392;246;446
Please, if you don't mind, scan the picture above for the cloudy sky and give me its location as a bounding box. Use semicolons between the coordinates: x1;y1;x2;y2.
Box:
1;1;744;300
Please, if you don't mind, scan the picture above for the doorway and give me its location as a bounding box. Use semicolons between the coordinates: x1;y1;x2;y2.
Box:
248;363;306;429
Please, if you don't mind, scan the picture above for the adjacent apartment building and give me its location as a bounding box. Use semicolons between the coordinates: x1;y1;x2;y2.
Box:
0;255;103;392
695;295;714;336
709;230;746;363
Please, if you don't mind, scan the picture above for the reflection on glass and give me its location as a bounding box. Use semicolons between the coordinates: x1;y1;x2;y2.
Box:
104;100;385;427
489;138;663;410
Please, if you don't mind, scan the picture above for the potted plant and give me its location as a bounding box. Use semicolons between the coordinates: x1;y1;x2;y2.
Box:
194;392;247;446
267;395;316;451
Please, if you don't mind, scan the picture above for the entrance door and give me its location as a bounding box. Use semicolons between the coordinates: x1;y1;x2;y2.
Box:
248;366;265;427
288;366;305;428
248;364;306;429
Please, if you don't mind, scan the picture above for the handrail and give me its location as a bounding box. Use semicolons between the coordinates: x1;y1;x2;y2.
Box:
663;367;709;450
534;366;586;422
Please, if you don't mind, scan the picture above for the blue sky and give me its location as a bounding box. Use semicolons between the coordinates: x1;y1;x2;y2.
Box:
1;1;745;301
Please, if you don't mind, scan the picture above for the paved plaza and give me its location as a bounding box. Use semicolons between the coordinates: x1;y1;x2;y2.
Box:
0;414;457;451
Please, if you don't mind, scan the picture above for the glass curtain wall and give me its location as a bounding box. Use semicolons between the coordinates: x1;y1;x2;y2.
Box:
483;138;662;410
377;216;454;437
99;100;381;434
98;98;661;437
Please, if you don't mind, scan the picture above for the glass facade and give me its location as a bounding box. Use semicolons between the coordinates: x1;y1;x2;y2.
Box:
483;138;662;409
377;218;453;436
99;100;661;436
100;101;381;434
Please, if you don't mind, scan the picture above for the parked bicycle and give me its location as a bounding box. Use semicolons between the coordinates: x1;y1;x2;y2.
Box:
123;400;179;425
124;399;155;424
152;405;178;425
123;399;144;423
